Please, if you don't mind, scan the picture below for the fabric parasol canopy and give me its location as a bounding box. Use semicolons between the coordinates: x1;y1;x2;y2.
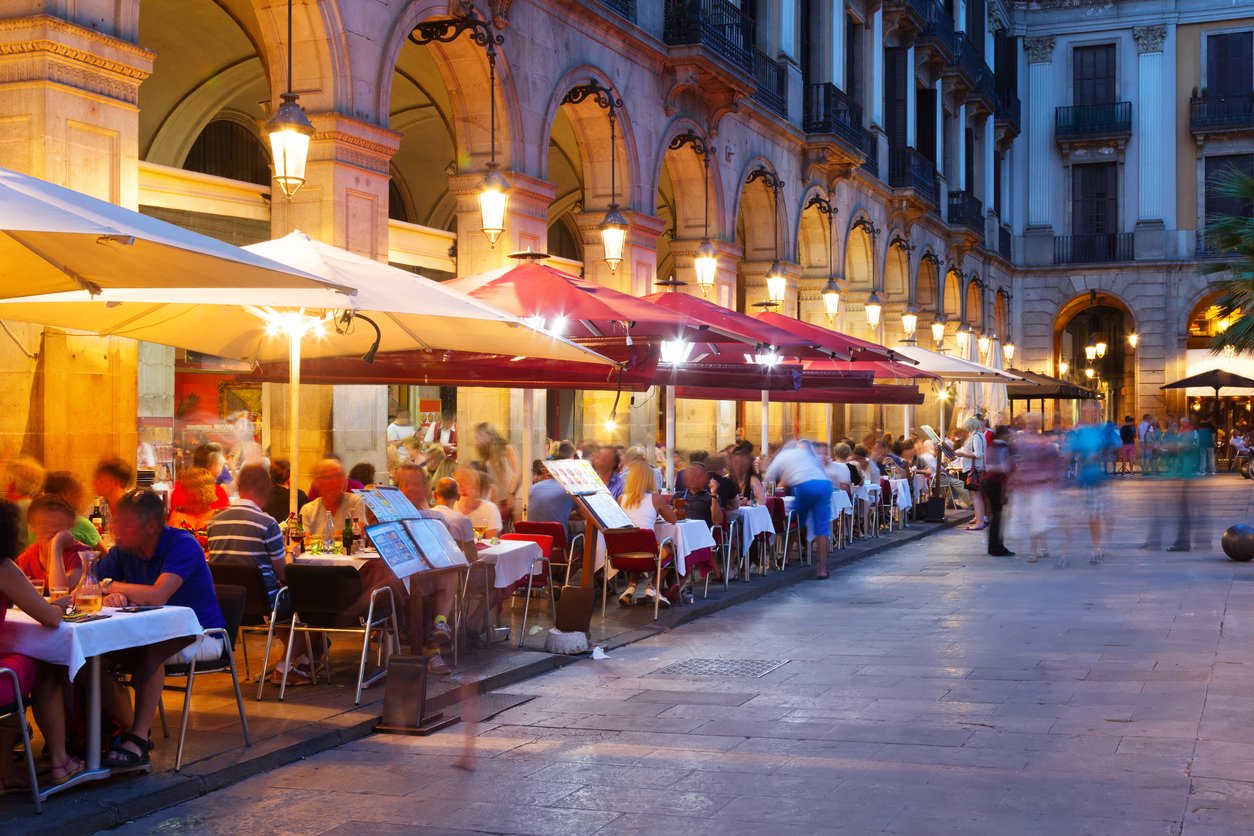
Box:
1161;368;1254;394
674;384;923;405
893;345;1024;382
751;310;899;362
0;167;347;297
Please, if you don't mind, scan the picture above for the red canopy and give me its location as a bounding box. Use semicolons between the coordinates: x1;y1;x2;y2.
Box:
801;358;940;383
675;384;924;405
751;310;899;362
642;291;837;358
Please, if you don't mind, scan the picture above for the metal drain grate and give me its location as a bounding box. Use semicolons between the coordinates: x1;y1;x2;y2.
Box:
650;658;789;678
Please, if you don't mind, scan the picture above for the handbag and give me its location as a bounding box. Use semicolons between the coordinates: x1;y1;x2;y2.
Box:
964;468;982;491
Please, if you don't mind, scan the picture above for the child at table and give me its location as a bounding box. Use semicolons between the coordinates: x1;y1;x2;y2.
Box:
16;494;87;593
0;498;84;790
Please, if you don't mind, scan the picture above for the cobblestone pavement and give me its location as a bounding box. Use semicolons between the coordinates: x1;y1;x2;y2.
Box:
101;476;1254;835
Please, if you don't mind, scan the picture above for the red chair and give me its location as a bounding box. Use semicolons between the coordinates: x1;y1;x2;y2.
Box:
513;521;579;586
501;533;555;647
602;528;674;620
766;496;800;568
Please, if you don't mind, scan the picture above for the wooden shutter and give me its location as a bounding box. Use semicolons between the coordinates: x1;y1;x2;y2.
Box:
1072;163;1117;234
968;0;986;54
917;88;938;164
846;19;860;102
884;47;909;149
1208;33;1253;97
1073;45;1116;106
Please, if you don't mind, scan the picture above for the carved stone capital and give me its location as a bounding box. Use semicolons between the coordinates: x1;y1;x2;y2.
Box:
1133;26;1166;55
0;15;155;104
304;113;403;175
1025;36;1055;64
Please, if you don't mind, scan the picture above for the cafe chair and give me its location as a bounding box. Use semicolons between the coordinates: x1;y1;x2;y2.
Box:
601;529;674;621
767;496;799;569
500;532;556;648
280;564;400;705
0;667;41;812
513;521;575;586
158;583;252;772
207;561;293;697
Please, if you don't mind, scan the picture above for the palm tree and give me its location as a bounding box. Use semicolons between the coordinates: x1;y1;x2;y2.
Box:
1201;169;1254;353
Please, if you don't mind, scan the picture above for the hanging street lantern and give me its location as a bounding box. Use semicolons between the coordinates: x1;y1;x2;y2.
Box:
693;238;718;294
865;291;883;329
901;304;919;343
1002;339;1015;364
930;316;946;348
820;277;841;323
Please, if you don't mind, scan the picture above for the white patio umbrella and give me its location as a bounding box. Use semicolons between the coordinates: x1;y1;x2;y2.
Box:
0;167;344;297
954;335;986;428
0;231;613;512
984;338;1010;423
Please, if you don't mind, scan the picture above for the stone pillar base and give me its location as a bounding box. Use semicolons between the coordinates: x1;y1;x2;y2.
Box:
1134;220;1166;261
1022;226;1055;267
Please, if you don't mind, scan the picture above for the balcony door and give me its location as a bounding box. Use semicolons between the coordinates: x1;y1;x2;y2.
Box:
1204;154;1254;222
1073;44;1116;106
1072;162;1117;259
1207;32;1252;98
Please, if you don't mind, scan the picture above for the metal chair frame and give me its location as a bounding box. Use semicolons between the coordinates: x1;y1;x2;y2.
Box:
0;668;40;812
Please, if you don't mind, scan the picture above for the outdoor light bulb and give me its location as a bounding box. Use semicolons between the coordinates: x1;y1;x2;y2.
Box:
931;319;946;345
820;278;841;322
603;418;618;432
865;292;883;329
1084;343;1097;362
694;239;718;295
1128;332;1139;349
1003;341;1015;364
660;339;692;365
938;388;950;402
1059;360;1070;376
526;315;546;332
600;205;629;272
266;92;315;198
955;326;970;353
477;164;510;246
978;333;991;356
753;348;780;367
901;307;919;338
1095;339;1107;358
765;263;788;306
1084;366;1095;379
549;316;566;336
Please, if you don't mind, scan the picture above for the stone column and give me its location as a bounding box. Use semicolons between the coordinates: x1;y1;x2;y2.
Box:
449;170;556;275
1024;35;1056;266
1134;25;1168;260
935;78;946;203
871;9;885;128
983;115;996;237
0;14;154;478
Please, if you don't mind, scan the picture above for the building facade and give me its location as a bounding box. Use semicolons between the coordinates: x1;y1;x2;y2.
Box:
0;0;1241;484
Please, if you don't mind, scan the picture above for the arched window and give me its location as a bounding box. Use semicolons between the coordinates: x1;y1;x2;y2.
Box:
183;120;270;186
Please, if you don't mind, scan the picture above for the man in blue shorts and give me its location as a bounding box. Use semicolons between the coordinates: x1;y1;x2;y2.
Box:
764;441;832;579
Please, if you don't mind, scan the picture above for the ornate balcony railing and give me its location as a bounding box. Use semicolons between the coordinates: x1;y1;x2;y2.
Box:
1053;232;1133;264
953;34;996;107
1190;95;1254;133
596;0;636;21
996;88;1021;134
804;83;864;146
1196;229;1226;260
889;146;936;205
753;49;787;116
915;1;956;61
1055;102;1132;140
947;189;984;235
663;0;755;76
860;129;880;179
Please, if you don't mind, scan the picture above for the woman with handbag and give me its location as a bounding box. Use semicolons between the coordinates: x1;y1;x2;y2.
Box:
955;418;987;531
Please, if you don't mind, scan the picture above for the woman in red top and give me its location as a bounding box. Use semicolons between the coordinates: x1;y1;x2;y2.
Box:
0;498;83;790
167;467;222;535
15;494;84;591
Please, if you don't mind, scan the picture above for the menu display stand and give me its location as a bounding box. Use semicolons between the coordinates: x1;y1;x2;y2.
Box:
362;489;468;736
542;461;637;633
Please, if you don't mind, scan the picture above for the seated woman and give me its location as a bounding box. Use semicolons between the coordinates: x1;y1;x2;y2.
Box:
168;467;220;537
453;466;502;539
731;446;767;505
16;494;87;592
615;460;678;608
0;498;82;789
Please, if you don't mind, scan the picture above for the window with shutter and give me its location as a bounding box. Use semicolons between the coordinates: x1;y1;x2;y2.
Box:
1072;163;1117;234
1073;45;1116;106
846;18;860;102
1207;32;1253;97
1205;154;1254;221
917;88;937;164
884;47;908;149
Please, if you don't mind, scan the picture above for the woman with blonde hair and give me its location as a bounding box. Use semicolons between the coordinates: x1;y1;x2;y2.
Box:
624;445;663;491
610;460;678;608
474;422;521;522
954;416;987;531
168;467;219;536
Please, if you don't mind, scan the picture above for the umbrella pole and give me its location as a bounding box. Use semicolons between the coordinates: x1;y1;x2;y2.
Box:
665;385;676;491
289;330;301;516
521;388;533;516
826;402;833;450
760;390;769;458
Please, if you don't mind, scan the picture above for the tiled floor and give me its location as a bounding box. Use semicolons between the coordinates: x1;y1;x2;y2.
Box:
105;475;1254;834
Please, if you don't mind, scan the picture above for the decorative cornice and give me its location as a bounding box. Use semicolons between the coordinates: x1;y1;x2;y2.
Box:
1025;36;1055;64
0;15;155;71
305;114;403;175
1133;25;1166;55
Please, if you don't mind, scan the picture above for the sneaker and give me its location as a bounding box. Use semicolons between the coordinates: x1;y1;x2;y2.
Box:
427;653;452;677
643;587;671;608
1056;555;1069;568
618;584;637;606
430;618;453;648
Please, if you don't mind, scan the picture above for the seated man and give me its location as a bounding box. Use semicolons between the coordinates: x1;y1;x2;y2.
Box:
300;458;366;542
453;466;502;538
673;462;724;529
525;462;574;537
431;477;477;557
394;464;462;675
206;464;301;684
98;488;226;768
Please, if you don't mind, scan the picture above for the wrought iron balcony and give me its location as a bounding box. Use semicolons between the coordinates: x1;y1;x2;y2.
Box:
804;83;864;147
889;147;936;205
1195;229;1225;260
753;49;787;117
1055;102;1132;141
1053;232;1133;264
947;190;984;235
596;0;636;21
996;88;1021;135
860;129;880;179
1190;95;1254;134
953;34;997;108
914;1;956;62
663;0;755;76
999;224;1012;260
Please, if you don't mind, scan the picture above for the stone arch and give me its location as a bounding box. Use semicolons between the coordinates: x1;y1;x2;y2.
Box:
796;185;832;275
843;211;876;294
733;157;786;262
539;68;638;212
253;0;352;114
916;252;940;313
378;1;521;170
655;118;724;242
993;289;1010;338
966;276;985;329
883;236;909;300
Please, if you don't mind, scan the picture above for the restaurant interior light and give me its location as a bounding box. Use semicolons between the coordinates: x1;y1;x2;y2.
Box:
1128;332;1139;349
694;238;718;295
599;205;628;272
478;164;510;246
660;338;693;365
820;277;841;323
865;292;883;329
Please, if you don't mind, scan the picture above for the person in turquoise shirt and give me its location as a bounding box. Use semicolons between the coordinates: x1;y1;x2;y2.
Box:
43;470;100;548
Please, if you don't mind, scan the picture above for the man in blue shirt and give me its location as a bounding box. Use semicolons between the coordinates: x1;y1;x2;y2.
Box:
525;463;574;536
98;488;225;769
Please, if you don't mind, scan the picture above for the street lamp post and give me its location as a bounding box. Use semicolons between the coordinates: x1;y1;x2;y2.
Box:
562;81;628;272
267;0;315;198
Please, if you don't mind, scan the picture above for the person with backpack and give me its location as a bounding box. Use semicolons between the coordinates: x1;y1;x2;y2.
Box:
1118;416;1137;475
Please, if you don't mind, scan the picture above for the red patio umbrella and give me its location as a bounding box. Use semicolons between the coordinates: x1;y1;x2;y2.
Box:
641;291;840;359
751;310;900;362
675;384;924;405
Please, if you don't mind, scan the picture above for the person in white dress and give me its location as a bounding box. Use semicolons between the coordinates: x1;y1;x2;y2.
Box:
614;461;677;609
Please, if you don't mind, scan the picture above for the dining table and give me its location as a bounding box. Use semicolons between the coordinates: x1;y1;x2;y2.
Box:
653;518;717;576
0;605;202;799
736;504;775;557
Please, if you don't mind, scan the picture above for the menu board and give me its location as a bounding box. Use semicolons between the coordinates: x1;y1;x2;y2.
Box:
403;518;469;569
360;486;420;522
365;521;429;578
543;459;607;495
579;492;635;532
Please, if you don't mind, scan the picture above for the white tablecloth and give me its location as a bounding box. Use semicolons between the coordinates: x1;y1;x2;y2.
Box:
888;478;914;511
654;519;717;575
913;474;931;498
478;540;543;588
0;606;203;681
293;554;372;570
852;484;872;505
737;505;775;556
830;489;855;518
